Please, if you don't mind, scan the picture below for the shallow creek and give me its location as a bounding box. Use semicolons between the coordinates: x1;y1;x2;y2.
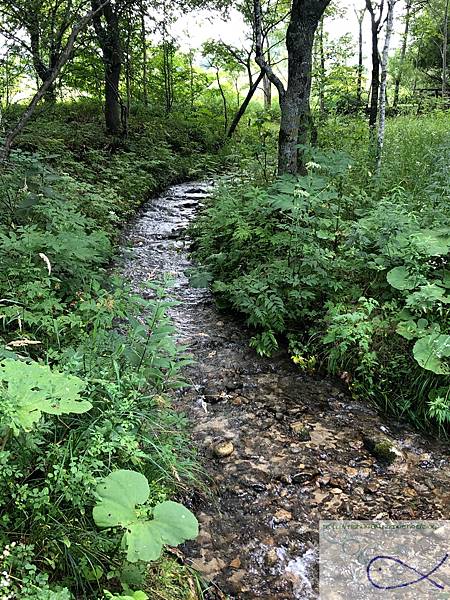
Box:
119;181;449;599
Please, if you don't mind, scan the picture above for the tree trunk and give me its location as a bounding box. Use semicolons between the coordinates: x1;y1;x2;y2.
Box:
228;71;265;137
163;41;174;113
92;0;122;135
29;26;57;103
367;1;382;131
263;75;272;110
104;56;121;134
318;17;325;116
263;41;272;110
393;1;411;109
188;51;195;110
140;2;148;106
376;0;396;174
254;0;330;175
356;8;366;107
443;0;449;97
279;5;323;174
215;68;228;134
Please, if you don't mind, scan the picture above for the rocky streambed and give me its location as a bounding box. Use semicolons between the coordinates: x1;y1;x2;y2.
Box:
119;181;450;600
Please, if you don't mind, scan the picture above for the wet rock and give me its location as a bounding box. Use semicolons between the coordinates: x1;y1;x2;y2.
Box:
363;435;403;464
290;421;311;441
292;471;316;485
365;481;380;493
191;556;226;579
213;441;235;458
265;548;279;567
227;569;247;593
273;509;293;523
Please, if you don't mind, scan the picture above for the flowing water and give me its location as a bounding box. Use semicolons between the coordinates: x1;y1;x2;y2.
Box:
119;182;450;599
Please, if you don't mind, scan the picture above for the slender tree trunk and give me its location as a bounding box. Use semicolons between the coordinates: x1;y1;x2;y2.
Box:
215;67;228;134
263;75;272;110
367;1;382;131
393;1;411;109
29;26;57;103
105;58;121;134
318;17;325;116
188;51;195;110
228;71;265;137
140;2;148;106
376;0;396;174
162;39;174;113
356;8;366;107
125;8;132;119
92;0;122;135
263;41;272;110
443;0;449;96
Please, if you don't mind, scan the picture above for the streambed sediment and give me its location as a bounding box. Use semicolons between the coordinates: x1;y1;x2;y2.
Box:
119;181;450;600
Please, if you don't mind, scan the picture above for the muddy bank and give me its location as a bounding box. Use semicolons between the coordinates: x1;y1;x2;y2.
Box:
119;182;450;600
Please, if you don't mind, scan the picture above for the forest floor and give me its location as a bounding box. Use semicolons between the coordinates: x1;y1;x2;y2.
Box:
118;182;450;600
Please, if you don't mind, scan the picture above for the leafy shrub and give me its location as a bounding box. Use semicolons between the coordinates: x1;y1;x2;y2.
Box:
0;103;214;597
192;144;449;430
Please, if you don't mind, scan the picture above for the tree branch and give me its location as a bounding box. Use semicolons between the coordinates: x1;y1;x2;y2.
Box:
253;0;285;99
0;0;112;162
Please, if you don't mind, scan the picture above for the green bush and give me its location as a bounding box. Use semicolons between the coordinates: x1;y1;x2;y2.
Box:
192;142;449;431
0;101;218;597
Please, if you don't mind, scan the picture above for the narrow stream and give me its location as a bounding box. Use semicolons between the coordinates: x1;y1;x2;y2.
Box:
119;182;450;600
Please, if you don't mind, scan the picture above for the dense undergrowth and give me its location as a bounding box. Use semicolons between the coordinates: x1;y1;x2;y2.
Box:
192;112;450;433
0;101;224;599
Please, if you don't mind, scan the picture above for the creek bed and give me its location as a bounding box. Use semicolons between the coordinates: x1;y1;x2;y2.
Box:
119;181;450;599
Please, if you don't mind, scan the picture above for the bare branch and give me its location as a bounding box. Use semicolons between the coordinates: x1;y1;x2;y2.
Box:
253;0;285;98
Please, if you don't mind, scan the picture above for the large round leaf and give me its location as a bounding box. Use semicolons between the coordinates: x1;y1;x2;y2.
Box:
0;359;90;432
152;501;199;545
386;266;418;291
411;230;450;257
413;334;450;375
124;523;163;562
93;471;199;562
93;470;150;528
123;502;199;562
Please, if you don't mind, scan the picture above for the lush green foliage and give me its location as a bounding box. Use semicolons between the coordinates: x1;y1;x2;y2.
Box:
0;101;222;598
192;123;450;431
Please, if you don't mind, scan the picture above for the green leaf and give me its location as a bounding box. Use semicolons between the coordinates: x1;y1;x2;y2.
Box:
441;271;450;288
406;284;449;309
124;523;163;562
188;268;213;289
93;470;150;527
413;334;450;375
396;320;417;340
152;501;199;546
386;266;418;291
93;471;198;563
0;359;90;433
411;229;450;257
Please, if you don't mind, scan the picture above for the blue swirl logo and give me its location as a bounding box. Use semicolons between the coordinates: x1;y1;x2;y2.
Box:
367;553;448;590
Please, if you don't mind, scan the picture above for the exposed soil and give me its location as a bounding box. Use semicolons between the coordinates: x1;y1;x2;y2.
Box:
119;182;450;600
